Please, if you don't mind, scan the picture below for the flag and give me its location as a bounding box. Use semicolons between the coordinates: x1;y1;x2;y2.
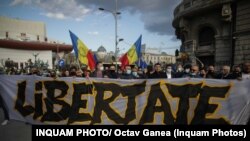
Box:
69;30;95;71
136;58;148;69
120;35;142;69
93;53;98;65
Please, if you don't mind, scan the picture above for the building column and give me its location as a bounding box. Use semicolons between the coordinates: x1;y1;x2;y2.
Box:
214;35;232;69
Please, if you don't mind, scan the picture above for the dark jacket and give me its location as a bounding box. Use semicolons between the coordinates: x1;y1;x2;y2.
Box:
91;70;104;78
108;71;118;79
149;71;166;79
175;72;184;78
121;73;134;79
206;71;217;79
217;73;235;79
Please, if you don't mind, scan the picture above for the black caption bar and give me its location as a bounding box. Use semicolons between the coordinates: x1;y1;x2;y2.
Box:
32;125;249;140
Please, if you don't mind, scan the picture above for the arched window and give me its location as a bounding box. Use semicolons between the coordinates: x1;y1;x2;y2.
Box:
199;27;215;46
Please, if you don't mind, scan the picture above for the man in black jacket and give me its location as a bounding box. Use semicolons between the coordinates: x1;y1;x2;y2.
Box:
149;63;166;79
217;65;234;79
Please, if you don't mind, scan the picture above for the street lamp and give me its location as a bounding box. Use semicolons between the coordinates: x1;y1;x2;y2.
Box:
32;53;39;66
99;0;121;71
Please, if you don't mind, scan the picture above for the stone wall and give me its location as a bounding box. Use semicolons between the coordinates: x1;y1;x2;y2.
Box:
234;0;250;65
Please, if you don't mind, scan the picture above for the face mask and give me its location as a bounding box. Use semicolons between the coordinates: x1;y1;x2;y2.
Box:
191;73;196;76
166;68;172;73
185;69;190;73
132;72;138;76
178;68;183;72
126;70;131;74
100;66;104;71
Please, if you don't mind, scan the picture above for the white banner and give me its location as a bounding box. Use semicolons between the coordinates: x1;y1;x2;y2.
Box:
0;75;250;125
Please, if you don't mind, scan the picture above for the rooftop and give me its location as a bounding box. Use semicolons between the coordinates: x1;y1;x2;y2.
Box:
0;39;73;52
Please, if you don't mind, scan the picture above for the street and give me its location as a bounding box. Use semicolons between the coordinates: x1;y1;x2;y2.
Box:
0;108;31;141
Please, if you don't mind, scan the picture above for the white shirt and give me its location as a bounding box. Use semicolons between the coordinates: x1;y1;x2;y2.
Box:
242;73;250;80
166;73;172;79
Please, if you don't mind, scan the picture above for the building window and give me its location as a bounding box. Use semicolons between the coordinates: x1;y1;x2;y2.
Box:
198;27;215;46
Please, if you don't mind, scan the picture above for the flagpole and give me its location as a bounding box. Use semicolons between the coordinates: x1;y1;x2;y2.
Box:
76;57;82;73
115;0;118;72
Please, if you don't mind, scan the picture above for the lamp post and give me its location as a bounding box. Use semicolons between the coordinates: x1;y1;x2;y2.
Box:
33;53;39;66
99;0;121;71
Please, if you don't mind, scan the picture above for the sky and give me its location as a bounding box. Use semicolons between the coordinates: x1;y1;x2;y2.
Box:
0;0;182;55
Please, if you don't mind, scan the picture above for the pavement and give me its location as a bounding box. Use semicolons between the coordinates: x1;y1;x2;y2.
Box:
0;108;31;141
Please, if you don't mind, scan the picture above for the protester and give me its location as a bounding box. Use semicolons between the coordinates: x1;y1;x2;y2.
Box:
165;65;175;79
206;65;217;79
108;65;118;79
182;64;192;78
121;65;133;79
91;62;104;78
175;64;184;78
69;66;77;77
232;65;242;79
149;63;166;78
200;68;206;78
242;62;250;80
189;65;202;78
61;70;69;77
138;68;147;79
218;65;234;79
131;66;140;79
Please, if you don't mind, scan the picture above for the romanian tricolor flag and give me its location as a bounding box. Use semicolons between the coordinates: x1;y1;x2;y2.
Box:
120;35;142;69
69;30;95;71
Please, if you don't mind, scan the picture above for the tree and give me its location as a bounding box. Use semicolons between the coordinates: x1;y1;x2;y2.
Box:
175;49;179;57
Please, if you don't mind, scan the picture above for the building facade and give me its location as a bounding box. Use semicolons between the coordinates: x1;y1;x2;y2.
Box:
0;39;72;69
0;17;72;69
173;0;250;68
0;16;46;41
141;44;176;65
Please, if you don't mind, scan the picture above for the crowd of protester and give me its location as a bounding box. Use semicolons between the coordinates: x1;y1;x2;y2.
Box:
0;61;250;126
1;62;250;80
